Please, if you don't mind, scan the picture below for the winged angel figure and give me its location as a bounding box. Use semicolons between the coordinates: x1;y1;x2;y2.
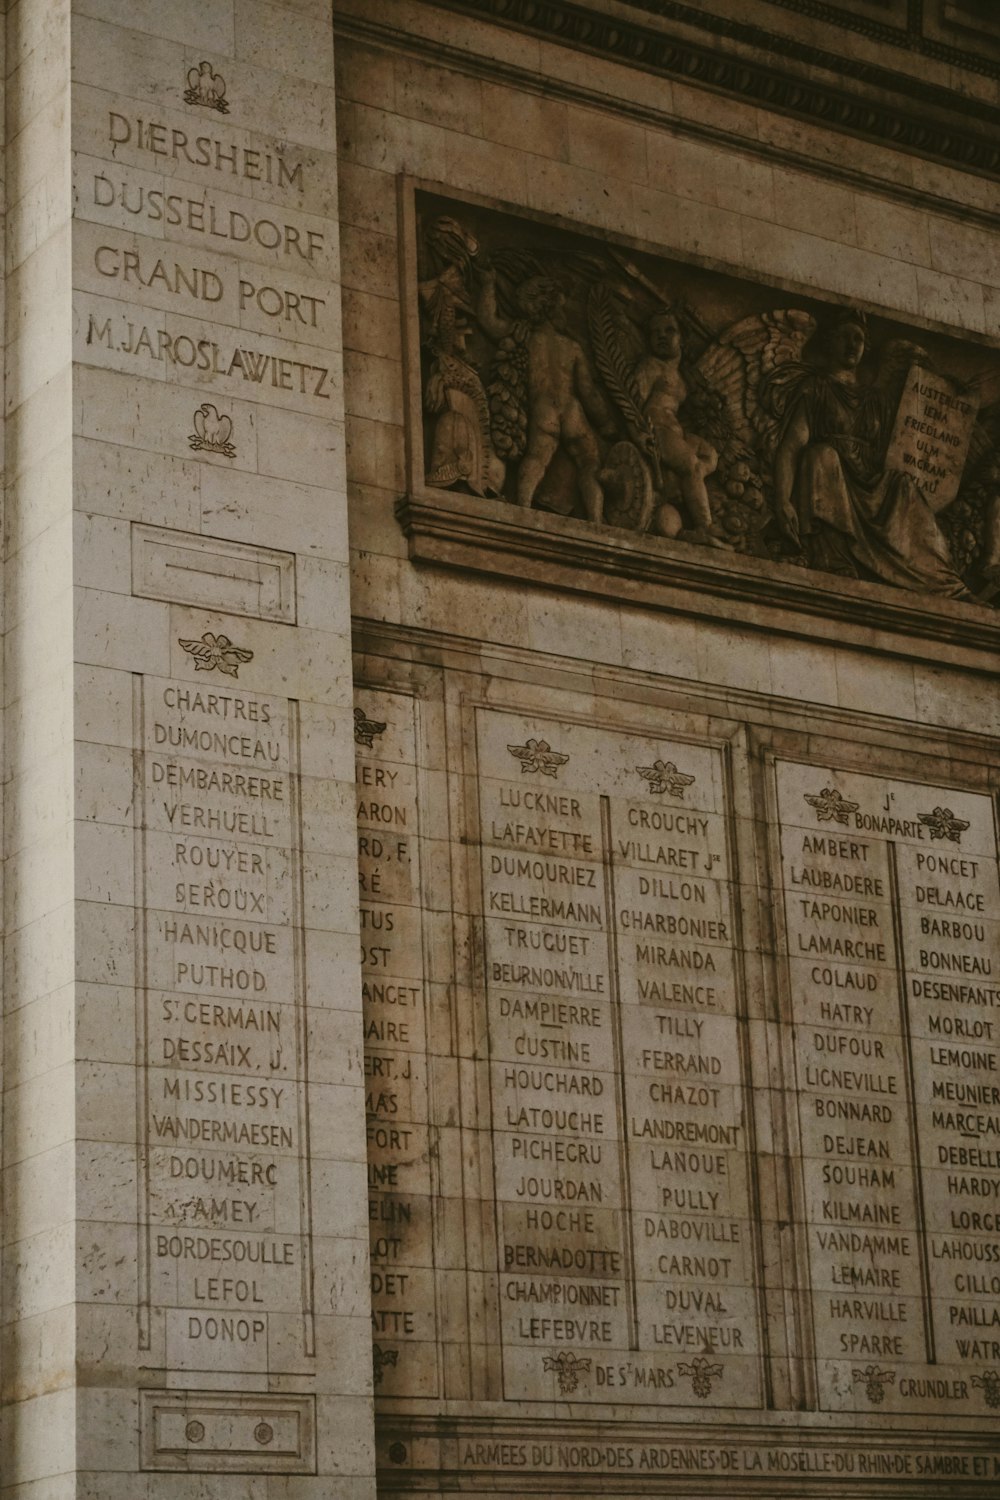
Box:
418;211;1000;600
696;306;999;598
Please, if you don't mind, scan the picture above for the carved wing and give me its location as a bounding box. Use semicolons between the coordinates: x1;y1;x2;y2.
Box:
587;283;651;442
217;642;255;678
534;747;570;775
179;637;218;670
691;310;816;553
354;708;387;745
694;309;817;452
678;364;733;452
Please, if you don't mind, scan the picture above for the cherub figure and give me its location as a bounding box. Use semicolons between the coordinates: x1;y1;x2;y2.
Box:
478;269;614;522
588;282;728;543
632;308;722;543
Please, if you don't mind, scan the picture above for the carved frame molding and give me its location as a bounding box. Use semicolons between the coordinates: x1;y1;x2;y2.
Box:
396;490;1000;671
397;177;1000;676
335;8;1000;237
354;621;1000;1490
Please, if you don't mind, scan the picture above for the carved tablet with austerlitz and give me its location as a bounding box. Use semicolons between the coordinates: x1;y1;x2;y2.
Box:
407;190;1000;625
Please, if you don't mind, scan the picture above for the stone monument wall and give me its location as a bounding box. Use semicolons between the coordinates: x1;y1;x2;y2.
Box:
335;1;1000;1494
3;2;372;1495
350;637;1000;1494
2;0;1000;1496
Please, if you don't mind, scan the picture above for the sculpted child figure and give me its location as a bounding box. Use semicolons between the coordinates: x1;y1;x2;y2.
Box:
633;309;722;543
478;268;614;522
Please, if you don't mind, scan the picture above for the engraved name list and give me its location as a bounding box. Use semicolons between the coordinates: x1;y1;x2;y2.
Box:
477;711;763;1407
137;675;314;1375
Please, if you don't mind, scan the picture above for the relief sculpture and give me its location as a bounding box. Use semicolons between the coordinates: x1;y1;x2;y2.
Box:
416;195;1000;605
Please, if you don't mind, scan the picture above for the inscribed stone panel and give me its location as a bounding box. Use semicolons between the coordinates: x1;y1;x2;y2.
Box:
475;707;762;1407
356;688;441;1398
773;757;1000;1416
357;646;1000;1494
136;672;314;1377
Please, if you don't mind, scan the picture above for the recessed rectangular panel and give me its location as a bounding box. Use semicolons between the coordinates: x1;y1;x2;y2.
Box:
773;757;1000;1415
132;522;296;622
134;674;315;1376
140;1390;316;1473
476;707;764;1408
360;644;1000;1489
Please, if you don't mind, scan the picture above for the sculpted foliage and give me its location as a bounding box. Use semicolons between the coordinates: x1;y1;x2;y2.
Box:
417;201;1000;605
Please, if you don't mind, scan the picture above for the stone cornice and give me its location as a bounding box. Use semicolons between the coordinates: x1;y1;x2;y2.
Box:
427;0;1000;182
397;492;1000;677
625;0;1000;83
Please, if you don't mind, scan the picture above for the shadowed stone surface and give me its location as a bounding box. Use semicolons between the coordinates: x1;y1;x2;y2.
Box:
2;2;1000;1497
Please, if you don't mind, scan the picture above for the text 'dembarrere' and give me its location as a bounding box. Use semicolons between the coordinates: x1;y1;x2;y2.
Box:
134;673;314;1372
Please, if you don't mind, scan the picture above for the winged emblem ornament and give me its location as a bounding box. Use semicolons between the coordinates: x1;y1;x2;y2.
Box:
184;61;229;113
507;738;569;778
804;787;859;826
354;706;387;748
852;1365;895;1404
677;1356;724;1398
918;806;970;844
637;759;695;798
372;1344;399;1386
179;632;254;678
543;1350;591;1395
971;1369;1000;1408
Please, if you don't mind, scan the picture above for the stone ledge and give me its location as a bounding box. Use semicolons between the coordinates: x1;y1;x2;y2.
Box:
396;489;1000;673
426;0;1000;182
375;1411;1000;1487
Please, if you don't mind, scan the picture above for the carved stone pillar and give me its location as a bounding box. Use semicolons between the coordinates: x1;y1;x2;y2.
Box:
1;3;373;1494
